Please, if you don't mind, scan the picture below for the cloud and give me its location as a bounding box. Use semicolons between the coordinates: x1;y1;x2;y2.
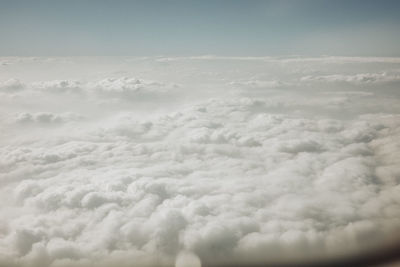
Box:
14;112;84;125
155;55;400;64
300;72;400;84
0;77;178;107
32;80;83;94
229;80;285;89
88;77;178;102
0;57;400;267
2;99;400;266
0;79;25;93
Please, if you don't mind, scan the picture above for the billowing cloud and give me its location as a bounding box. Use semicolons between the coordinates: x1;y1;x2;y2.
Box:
0;79;25;93
32;80;83;94
0;56;400;267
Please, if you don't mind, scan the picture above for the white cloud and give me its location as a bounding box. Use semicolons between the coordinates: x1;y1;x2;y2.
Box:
0;57;400;267
154;55;400;64
229;79;285;89
301;72;400;84
0;79;25;93
15;112;84;124
90;77;177;101
32;80;83;94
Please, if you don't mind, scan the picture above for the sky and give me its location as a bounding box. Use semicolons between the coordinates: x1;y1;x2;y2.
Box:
1;0;400;56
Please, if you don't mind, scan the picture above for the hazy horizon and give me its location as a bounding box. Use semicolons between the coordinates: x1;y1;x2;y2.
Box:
1;0;400;56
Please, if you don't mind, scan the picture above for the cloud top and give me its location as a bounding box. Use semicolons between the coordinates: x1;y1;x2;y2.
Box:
0;57;400;267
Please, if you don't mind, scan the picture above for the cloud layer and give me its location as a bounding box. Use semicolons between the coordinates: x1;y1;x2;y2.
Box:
0;56;400;267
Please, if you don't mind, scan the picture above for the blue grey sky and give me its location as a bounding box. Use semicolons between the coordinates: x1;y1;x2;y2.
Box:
1;0;400;56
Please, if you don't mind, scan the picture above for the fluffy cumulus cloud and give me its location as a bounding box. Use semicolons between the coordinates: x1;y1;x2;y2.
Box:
0;56;400;267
